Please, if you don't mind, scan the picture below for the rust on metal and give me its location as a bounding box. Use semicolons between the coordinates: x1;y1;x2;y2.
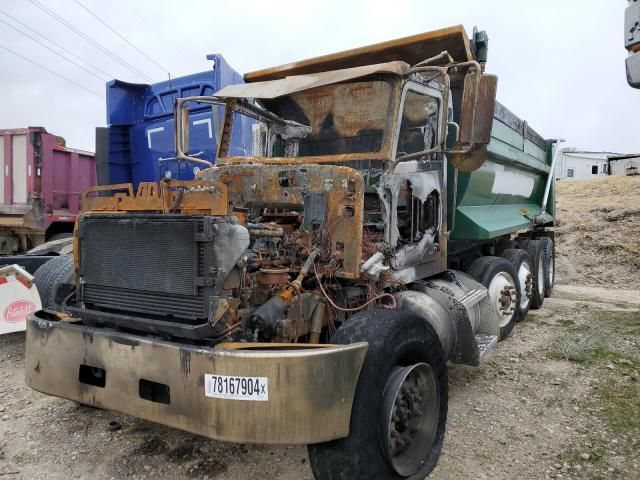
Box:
81;180;228;216
256;267;290;286
199;164;365;279
217;61;409;99
244;25;472;82
218;152;390;165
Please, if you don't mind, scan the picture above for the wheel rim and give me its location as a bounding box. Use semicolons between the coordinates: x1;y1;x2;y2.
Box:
487;271;518;328
537;255;545;296
519;261;533;309
381;363;439;477
548;256;554;287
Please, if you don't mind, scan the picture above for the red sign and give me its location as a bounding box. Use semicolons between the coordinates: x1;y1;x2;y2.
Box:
3;300;36;323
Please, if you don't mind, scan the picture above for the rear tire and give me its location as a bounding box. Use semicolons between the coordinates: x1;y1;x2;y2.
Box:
500;249;533;320
467;256;520;340
520;240;545;309
539;237;555;297
34;254;74;311
308;310;448;480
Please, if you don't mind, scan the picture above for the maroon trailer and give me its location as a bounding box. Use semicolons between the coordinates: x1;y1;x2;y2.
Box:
0;127;96;254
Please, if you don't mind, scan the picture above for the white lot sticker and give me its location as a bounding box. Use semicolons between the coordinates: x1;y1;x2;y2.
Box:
204;374;268;401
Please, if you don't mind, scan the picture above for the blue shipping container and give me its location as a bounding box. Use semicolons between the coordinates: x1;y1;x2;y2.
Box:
104;54;252;187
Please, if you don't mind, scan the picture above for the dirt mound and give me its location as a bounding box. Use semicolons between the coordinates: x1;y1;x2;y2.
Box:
555;176;640;286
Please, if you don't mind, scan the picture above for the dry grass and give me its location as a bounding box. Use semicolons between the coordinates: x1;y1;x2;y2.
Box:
555;176;640;285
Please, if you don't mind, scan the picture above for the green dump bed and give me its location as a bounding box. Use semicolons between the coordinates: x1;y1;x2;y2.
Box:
448;102;555;241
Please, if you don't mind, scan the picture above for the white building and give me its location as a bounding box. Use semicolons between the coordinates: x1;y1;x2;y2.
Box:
607;154;640;176
555;149;620;180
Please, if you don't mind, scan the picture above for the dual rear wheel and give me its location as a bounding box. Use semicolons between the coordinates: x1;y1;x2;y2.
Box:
467;255;521;340
520;237;555;306
501;249;533;318
467;237;555;341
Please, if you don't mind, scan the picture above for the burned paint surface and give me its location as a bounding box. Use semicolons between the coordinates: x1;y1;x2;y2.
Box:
24;312;368;444
180;345;192;377
81;180;228;216
243;25;473;82
262;80;396;157
377;160;448;281
200;164;365;279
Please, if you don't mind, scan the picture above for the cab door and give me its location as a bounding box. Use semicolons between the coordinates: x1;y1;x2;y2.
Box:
379;81;448;283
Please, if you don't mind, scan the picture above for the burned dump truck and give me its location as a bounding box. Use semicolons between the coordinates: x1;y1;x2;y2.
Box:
26;26;558;479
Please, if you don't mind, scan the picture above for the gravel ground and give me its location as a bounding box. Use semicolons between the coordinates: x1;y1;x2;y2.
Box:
1;284;638;480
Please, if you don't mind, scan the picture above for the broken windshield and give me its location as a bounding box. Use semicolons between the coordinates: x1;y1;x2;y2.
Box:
259;79;395;156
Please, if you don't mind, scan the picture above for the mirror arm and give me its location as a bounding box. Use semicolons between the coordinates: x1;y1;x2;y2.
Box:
406;65;448;76
388;146;443;171
175;96;227;166
447;122;460;143
451;60;482;73
235;99;291;127
412;51;454;68
445;144;478;156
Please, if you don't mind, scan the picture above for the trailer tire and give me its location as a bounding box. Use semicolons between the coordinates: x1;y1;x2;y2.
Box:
308;309;448;480
539;237;555;297
34;254;74;311
500;249;533;320
467;256;520;340
521;240;545;309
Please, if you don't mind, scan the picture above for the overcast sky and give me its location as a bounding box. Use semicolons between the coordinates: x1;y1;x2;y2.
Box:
0;0;636;154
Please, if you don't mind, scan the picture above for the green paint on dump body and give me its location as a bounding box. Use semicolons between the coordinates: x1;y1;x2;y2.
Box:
448;106;555;241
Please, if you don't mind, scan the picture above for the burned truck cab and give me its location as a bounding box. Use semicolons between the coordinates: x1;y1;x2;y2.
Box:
26;26;522;480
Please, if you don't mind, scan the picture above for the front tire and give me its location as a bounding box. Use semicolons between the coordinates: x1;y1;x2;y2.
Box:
34;254;74;310
308;310;448;480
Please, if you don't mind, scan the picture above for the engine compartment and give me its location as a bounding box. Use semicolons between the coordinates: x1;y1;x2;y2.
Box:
74;164;401;345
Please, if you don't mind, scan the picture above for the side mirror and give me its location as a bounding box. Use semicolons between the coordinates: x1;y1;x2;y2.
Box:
627;54;640;88
458;73;498;145
626;0;640;88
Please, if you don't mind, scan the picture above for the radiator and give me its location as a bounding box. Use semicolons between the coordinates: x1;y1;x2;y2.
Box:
78;215;215;322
